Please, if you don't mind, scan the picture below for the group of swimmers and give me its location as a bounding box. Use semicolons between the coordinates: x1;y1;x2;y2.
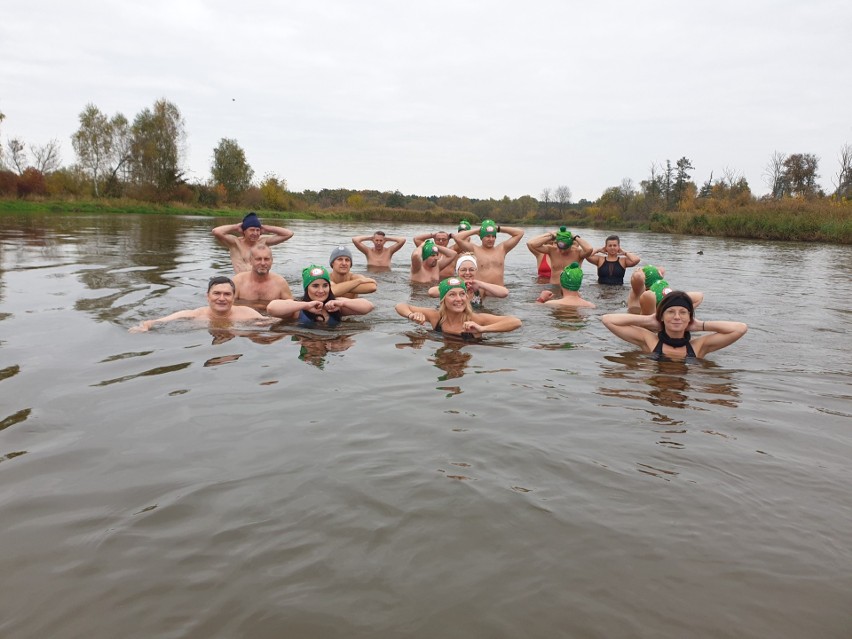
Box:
131;211;748;359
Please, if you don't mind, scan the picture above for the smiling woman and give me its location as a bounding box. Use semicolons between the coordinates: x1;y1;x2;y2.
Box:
601;290;747;359
396;276;521;339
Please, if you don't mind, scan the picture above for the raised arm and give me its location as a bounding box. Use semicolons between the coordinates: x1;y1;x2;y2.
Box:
211;223;242;248
385;236;408;255
620;249;641;268
352;235;373;255
601;313;659;349
497;225;525;252
692;320;748;357
259;224;295;247
413;232;435;247
527;232;555;255
573;235;594;259
451;229;478;252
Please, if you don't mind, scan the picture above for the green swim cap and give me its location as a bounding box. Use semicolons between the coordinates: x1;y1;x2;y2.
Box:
643;265;662;288
479;219;498;238
438;276;467;300
649;279;673;303
302;264;330;289
555;226;574;249
458;219;471;232
560;262;583;291
421;239;438;260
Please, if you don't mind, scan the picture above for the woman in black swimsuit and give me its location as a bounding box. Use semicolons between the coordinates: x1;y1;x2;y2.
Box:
586;235;641;285
601;290;747;359
396;277;521;339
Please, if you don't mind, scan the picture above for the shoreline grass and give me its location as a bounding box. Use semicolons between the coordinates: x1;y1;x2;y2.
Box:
1;197;850;244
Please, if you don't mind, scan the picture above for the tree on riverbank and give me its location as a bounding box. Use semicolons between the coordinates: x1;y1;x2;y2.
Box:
211;138;254;202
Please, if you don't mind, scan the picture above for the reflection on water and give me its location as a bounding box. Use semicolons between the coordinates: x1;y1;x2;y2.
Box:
292;332;356;368
2;214;852;639
599;352;741;412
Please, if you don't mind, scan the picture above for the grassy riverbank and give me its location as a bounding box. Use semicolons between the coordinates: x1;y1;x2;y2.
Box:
2;197;850;244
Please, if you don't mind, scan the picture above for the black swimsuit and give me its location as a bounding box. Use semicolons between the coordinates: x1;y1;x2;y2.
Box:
434;321;478;341
597;258;626;285
653;331;696;358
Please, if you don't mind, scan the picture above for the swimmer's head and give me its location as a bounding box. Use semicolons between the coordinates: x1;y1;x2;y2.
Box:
329;245;352;265
643;265;663;288
649;279;673;304
479;219;498;238
455;253;477;273
241;212;262;230
458;219;472;232
560;262;583;291
555;226;574;250
421;239;439;261
207;275;235;293
302;264;330;289
655;289;694;323
439;276;467;300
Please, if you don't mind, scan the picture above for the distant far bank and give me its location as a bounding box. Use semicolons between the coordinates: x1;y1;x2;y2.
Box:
1;196;850;245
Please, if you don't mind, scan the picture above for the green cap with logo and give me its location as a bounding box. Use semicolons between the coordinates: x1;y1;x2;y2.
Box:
302;264;330;289
438;276;467;300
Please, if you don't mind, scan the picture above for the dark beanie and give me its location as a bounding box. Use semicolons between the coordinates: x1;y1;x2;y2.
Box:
241;212;261;230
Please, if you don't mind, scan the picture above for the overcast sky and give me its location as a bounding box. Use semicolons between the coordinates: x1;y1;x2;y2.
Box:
2;0;850;201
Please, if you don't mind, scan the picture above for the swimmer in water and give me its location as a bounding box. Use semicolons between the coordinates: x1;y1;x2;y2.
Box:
526;226;593;285
266;265;373;326
536;262;596;308
601;290;747;359
130;276;269;332
451;219;525;286
427;253;508;306
396;277;521;339
586;235;640;285
212;212;295;273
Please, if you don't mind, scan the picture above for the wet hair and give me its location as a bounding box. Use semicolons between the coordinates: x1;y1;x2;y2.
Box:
207;276;235;293
655;290;694;324
374;231;386;237
605;235;620;243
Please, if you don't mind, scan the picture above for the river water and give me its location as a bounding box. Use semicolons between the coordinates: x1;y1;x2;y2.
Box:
0;212;850;638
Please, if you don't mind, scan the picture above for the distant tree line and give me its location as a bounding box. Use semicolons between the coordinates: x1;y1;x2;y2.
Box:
1;99;851;227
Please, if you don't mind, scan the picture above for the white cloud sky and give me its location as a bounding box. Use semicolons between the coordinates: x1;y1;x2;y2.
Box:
2;0;850;201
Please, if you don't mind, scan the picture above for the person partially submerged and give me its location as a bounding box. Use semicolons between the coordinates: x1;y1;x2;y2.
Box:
601;290;747;359
266;265;374;326
130;276;270;332
396;276;521;339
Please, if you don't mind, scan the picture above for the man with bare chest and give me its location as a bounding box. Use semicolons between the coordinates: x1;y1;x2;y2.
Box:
526;227;593;285
352;231;407;268
232;245;293;302
452;219;525;286
212;212;295;273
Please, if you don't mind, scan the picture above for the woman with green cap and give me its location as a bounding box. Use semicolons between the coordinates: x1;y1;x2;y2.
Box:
396;276;521;339
536;263;596;308
267;265;373;325
601;290;747;359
